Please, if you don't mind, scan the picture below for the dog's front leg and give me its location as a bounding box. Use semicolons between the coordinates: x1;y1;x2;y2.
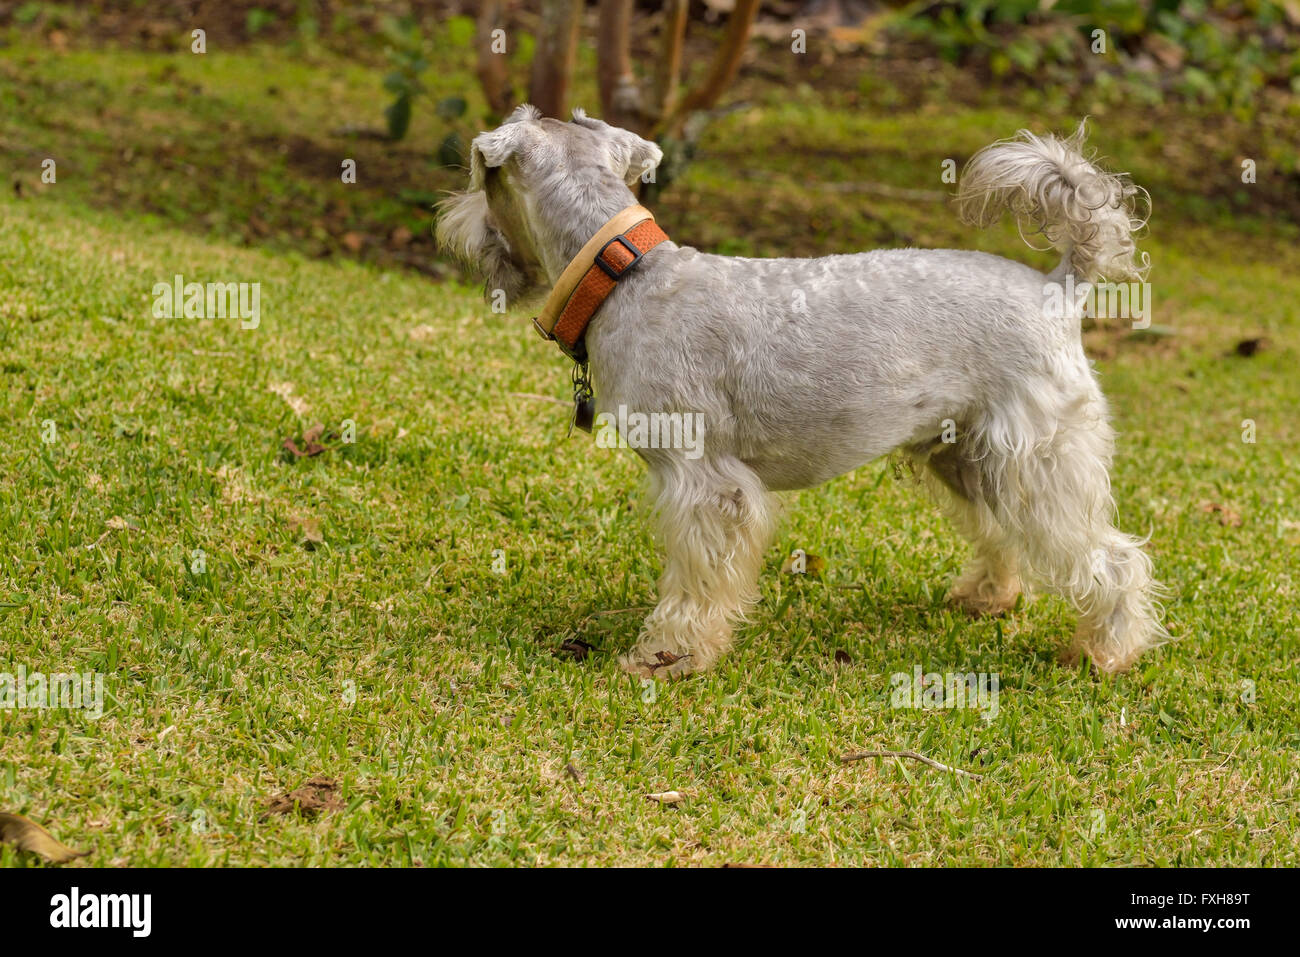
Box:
619;457;777;679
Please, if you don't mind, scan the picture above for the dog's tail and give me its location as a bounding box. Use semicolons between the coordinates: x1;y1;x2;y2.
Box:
956;121;1149;283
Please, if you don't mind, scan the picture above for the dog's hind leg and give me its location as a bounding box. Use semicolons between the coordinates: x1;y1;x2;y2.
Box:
619;457;777;679
970;386;1168;673
914;442;1023;616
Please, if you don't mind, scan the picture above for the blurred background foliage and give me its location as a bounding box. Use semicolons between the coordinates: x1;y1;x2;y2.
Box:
1;1;1295;271
889;0;1300;113
6;1;1297;115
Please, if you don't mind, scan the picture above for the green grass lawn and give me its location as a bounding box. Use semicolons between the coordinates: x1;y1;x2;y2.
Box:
1;34;1298;866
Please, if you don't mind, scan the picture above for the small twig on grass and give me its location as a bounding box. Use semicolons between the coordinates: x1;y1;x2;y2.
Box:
1212;742;1243;773
840;749;984;780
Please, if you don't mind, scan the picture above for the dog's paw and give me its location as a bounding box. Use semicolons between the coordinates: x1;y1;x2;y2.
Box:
947;577;1022;617
618;647;698;681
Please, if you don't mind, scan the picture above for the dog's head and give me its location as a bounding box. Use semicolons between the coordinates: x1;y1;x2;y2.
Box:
436;105;663;307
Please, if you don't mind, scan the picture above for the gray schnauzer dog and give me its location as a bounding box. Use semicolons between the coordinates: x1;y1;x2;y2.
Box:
439;104;1167;679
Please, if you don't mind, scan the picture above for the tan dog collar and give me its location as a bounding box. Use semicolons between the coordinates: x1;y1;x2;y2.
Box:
532;205;668;360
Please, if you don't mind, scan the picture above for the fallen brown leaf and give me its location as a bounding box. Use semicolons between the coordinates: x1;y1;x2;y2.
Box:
0;812;88;863
262;777;343;820
282;424;337;459
1200;502;1243;527
1234;337;1268;357
780;550;826;578
557;639;594;661
282;437;323;457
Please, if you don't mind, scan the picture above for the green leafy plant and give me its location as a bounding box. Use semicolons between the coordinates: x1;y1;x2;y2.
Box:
890;0;1298;114
381;16;429;141
434;96;469;168
246;8;277;36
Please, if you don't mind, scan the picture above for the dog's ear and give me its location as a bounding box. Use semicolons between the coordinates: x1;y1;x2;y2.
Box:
570;108;663;187
467;105;542;190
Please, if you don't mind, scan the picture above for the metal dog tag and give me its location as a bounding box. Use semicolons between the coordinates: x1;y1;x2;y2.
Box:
573;396;595;434
570;356;595;435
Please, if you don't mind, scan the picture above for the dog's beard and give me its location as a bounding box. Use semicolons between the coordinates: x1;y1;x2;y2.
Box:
435;190;541;306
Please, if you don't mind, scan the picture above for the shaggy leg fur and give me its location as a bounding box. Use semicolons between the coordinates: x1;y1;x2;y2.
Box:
965;379;1167;673
920;444;1024;616
619;457;777;679
948;545;1023;617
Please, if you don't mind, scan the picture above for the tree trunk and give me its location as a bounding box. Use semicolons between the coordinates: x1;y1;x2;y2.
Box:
596;0;645;132
666;0;760;136
529;0;584;118
650;0;690;134
475;0;514;117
